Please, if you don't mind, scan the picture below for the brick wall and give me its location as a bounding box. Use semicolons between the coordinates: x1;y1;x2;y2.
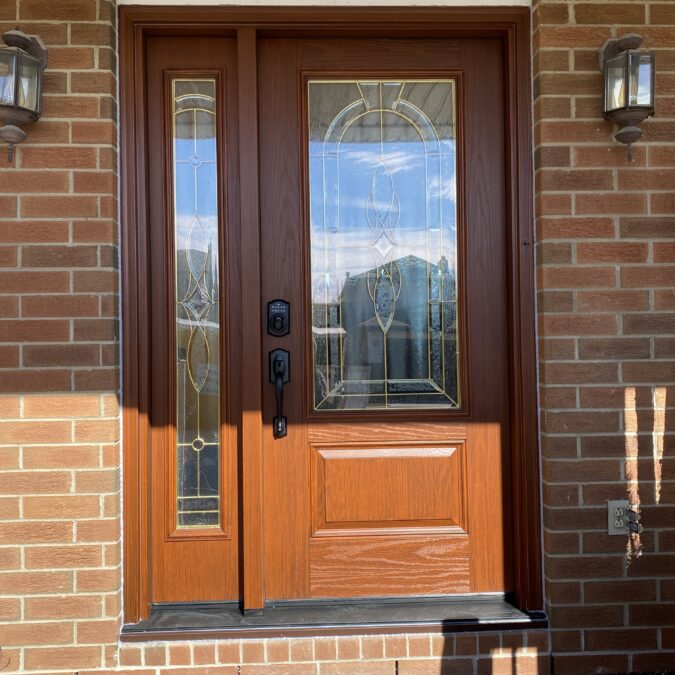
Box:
534;0;675;673
0;0;121;672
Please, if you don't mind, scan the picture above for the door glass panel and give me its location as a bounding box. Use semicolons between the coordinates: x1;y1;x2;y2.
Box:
308;80;459;411
172;79;221;527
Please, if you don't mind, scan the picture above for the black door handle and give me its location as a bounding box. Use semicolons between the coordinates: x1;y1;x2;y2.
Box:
269;349;290;438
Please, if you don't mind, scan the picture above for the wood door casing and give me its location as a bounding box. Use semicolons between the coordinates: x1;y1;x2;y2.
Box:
259;38;510;600
121;8;541;623
145;36;241;602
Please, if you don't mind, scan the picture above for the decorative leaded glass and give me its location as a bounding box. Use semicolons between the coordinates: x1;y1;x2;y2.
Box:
172;79;221;528
308;80;460;410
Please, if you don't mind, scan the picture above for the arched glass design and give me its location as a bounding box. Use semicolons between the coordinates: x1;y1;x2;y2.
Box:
172;79;221;527
308;80;459;410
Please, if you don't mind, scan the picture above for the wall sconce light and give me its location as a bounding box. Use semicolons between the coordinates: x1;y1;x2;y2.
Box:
0;28;48;163
599;33;655;160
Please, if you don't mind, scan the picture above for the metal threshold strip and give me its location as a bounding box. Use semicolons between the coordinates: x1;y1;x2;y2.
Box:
120;594;548;641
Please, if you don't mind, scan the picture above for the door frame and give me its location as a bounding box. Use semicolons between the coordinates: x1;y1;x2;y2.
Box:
120;5;540;625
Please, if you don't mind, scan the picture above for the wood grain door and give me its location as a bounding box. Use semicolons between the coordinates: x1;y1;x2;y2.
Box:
259;38;512;600
145;36;241;603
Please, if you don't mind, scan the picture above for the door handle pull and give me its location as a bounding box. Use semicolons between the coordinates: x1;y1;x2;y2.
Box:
269;349;290;438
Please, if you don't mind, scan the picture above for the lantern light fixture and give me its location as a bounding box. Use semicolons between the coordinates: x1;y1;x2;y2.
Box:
599;33;655;161
0;28;48;163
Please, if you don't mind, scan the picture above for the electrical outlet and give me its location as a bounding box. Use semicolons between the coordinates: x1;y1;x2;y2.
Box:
608;499;629;535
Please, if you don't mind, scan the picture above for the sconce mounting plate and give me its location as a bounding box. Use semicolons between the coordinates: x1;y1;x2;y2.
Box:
598;33;643;71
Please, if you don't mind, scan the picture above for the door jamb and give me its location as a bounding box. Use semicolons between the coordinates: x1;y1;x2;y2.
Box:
119;5;540;624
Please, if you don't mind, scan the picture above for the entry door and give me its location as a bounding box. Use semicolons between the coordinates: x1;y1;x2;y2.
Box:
258;39;511;599
142;33;511;607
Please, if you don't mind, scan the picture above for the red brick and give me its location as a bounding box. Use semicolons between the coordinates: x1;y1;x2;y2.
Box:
578;337;650;360
74;319;117;341
0;347;19;368
544;458;620;482
550;630;581;653
77;618;120;644
0;171;69;194
538;168;612;191
41;95;100;119
623;313;675;335
626;553;675;577
70;23;115;48
75;368;119;391
545;506;610;532
542;266;615;288
0;621;73;647
619;168;675;190
0;520;71;544
74;270;118;292
21;147;98;169
23;345;100;368
535;97;572;119
72;220;117;244
542;362;619;386
576;192;647;215
654;242;675;262
576;242;648;263
72;121;116;145
20;0;97;20
549;605;623;629
74;172;116;194
536;193;572;215
621;266;675;288
76;569;120;593
25;595;102;620
575;3;644;24
584;579;656;604
650;192;675;214
552;654;628;675
0;319;71;343
23;294;100;318
542;313;617;337
632;653;675;674
577;290;649;312
547;579;581;602
47;46;96;70
24;495;100;520
574;144;646;167
25;645;101;671
23;445;100;469
0;221;69;243
25;545;102;569
536;145;570;168
23;245;98;268
0;271;69;292
630;604;675;626
620;216;675;238
21;195;98;218
71;71;116;95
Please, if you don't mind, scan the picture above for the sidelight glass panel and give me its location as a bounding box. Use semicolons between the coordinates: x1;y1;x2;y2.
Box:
172;79;220;528
309;80;460;411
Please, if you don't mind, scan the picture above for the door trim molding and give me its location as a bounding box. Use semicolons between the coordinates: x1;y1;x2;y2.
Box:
120;5;540;624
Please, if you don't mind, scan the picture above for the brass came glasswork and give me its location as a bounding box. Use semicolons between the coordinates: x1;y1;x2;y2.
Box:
308;80;460;411
172;79;221;528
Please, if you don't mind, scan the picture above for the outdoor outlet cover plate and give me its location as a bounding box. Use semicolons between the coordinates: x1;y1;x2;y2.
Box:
608;499;630;535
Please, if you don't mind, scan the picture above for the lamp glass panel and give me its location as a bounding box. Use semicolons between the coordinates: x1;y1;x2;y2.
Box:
18;53;39;112
605;54;626;112
628;51;653;107
0;50;17;106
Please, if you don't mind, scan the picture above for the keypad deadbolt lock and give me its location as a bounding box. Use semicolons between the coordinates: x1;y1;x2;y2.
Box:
268;299;290;337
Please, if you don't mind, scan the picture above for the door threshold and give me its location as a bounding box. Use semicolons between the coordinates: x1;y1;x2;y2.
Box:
120;594;547;641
